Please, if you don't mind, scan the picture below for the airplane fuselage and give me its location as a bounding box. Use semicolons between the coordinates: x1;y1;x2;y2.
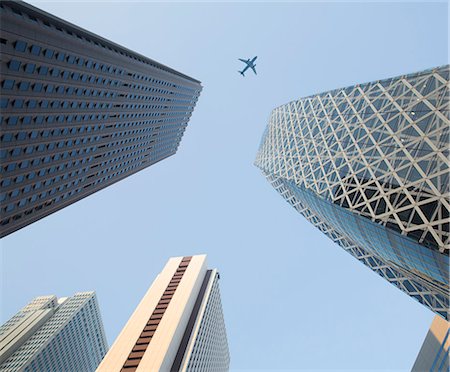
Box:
238;56;257;76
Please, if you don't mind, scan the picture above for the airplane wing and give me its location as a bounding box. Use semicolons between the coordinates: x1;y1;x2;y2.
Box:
239;58;248;63
251;65;257;75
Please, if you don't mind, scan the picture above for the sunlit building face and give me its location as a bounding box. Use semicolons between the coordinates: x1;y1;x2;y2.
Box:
256;65;449;320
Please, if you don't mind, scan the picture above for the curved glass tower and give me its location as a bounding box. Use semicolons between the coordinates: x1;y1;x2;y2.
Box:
255;65;449;319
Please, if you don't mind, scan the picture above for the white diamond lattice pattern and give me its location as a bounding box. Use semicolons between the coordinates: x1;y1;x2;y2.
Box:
255;65;450;319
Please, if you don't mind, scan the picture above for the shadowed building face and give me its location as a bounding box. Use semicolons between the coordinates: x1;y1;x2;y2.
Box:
0;1;202;238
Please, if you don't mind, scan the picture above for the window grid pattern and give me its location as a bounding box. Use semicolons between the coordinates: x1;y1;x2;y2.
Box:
185;272;230;372
0;292;108;372
0;296;57;337
0;2;202;237
255;66;449;320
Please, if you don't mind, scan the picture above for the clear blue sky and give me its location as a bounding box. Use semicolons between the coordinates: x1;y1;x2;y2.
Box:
1;1;448;370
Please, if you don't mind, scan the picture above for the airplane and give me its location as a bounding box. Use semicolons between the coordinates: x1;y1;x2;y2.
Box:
238;56;257;76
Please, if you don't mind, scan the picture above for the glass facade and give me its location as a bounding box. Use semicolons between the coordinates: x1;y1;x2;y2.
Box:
0;1;202;237
0;292;108;372
255;65;450;319
184;271;230;372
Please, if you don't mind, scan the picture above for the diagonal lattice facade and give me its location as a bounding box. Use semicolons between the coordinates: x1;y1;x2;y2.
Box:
255;65;450;319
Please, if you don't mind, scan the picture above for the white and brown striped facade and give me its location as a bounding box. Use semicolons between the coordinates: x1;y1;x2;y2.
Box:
96;255;229;372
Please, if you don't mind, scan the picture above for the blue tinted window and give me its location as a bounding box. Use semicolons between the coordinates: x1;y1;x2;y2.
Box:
24;64;35;74
67;55;75;64
8;60;21;71
51;68;60;77
0;99;8;108
2;79;15;89
35;116;44;124
17;132;26;140
30;45;41;55
27;100;37;109
46;84;54;93
14;40;27;52
33;83;43;92
13;99;24;108
44;49;54;58
8;117;18;125
22;116;32;125
38;66;49;75
56;52;65;61
19;81;29;91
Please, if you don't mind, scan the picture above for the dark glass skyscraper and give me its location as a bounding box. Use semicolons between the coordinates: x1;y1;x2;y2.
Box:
255;65;449;319
0;1;202;237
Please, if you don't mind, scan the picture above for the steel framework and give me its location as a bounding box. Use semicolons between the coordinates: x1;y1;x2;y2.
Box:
255;65;449;319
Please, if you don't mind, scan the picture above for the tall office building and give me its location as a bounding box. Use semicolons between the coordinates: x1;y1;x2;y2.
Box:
412;315;449;371
0;1;202;237
255;65;449;319
0;292;108;371
97;255;230;372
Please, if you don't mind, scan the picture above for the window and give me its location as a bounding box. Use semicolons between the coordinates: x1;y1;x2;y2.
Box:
33;83;43;92
44;49;54;58
2;79;14;89
27;100;37;109
13;99;24;108
38;66;49;75
8;117;18;125
22;116;32;125
8;60;21;71
56;52;65;61
0;98;9;108
14;40;27;52
24;63;36;74
30;45;41;55
19;81;29;91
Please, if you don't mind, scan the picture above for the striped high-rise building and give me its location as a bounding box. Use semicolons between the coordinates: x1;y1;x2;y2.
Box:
255;65;449;319
0;292;108;371
97;255;230;372
0;1;202;237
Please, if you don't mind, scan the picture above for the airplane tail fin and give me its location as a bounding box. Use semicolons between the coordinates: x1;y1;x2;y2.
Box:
238;70;245;76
